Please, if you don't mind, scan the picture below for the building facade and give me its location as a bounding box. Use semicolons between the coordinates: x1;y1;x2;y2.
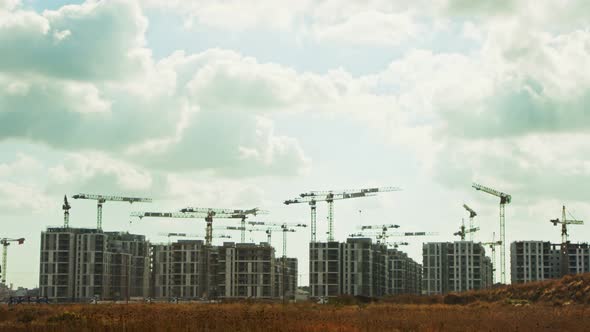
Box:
39;228;150;302
511;241;590;284
218;242;275;299
309;241;342;297
310;238;422;298
422;241;493;295
275;257;298;299
151;241;297;300
386;249;423;295
151;239;212;299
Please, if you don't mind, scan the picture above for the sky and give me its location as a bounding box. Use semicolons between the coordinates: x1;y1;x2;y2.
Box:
1;0;589;288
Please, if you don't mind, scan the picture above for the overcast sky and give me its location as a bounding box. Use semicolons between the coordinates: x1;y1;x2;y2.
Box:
1;0;589;288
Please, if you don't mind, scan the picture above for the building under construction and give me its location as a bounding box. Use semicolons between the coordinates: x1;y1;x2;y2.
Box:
39;227;150;302
387;249;422;295
151;239;215;299
511;241;590;284
151;240;297;300
422;241;493;295
310;238;422;298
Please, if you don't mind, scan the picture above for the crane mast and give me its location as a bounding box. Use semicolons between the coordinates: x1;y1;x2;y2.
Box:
472;182;511;284
462;204;477;241
73;193;152;230
0;238;25;285
454;218;479;241
481;232;502;284
550;205;584;244
550;205;584;277
181;207;267;245
246;222;305;256
360;224;400;243
285;186;401;242
62;195;71;228
132;210;244;246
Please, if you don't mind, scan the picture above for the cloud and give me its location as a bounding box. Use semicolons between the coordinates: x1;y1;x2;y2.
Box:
0;181;53;214
143;0;310;31
143;0;429;47
0;1;314;177
48;152;153;192
312;10;419;46
0;153;42;177
0;0;19;11
165;173;268;208
0;154;51;213
0;0;150;81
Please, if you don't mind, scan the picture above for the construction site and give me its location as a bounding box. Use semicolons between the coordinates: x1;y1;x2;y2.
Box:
0;184;587;303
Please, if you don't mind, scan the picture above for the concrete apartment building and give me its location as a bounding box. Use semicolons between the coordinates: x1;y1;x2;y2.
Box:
275;257;298;299
422;241;493;295
341;238;387;297
218;242;275;299
151;239;215;299
39;228;150;302
151;240;297;300
386;249;423;295
309;241;341;297
511;241;590;284
510;241;553;283
310;238;422;298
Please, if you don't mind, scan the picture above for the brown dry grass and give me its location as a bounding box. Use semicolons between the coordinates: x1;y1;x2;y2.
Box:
3;273;590;331
0;302;588;331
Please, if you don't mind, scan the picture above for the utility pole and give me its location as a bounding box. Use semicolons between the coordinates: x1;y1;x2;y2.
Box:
472;183;511;284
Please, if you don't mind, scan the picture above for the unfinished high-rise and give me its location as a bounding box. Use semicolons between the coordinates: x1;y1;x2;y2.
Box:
218;242;274;298
309;238;422;298
39;227;150;302
386;249;422;295
151;240;297;300
151;239;216;299
511;241;590;284
422;241;493;295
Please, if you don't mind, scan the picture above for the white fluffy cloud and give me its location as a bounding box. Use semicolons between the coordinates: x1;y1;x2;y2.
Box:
0;1;314;177
143;0;428;47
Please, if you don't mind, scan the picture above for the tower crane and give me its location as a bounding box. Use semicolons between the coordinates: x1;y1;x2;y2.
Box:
388;231;439;237
1;238;25;285
180;207;268;245
454;218;480;241
131;211;244;246
360;224;400;243
388;242;409;249
472;182;511;283
550;205;584;277
62;195;71;228
73;193;152;230
481;232;502;284
246;222;306;255
462;204;477;241
550;205;584;244
158;232;231;244
284;186;401;242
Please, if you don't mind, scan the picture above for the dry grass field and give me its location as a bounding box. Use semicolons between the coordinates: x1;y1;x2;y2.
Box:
2;274;590;331
1;302;589;331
